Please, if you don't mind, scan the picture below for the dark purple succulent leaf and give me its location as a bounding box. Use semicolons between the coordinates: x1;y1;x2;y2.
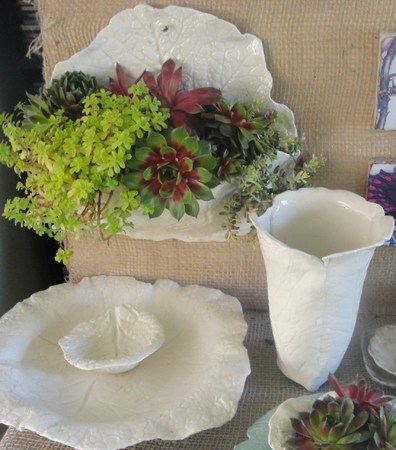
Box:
285;436;318;449
157;59;182;107
291;417;311;438
312;399;329;417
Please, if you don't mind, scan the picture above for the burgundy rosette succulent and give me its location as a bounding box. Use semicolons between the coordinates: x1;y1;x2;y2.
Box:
124;127;219;220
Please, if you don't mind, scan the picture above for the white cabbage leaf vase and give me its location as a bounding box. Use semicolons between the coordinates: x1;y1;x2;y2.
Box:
251;187;394;391
52;4;298;242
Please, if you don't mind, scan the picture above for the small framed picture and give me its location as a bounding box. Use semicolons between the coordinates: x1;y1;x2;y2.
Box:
375;33;396;130
367;160;396;245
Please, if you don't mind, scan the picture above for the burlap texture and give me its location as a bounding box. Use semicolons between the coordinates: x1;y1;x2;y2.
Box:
2;4;396;448
32;0;396;314
1;313;396;450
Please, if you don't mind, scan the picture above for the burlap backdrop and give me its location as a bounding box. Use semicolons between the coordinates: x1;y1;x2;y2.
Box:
37;0;396;314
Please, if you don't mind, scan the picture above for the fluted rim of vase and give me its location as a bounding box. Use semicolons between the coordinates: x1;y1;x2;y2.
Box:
250;187;394;261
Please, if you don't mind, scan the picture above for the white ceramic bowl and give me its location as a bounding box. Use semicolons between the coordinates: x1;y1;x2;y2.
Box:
58;304;165;374
268;393;336;449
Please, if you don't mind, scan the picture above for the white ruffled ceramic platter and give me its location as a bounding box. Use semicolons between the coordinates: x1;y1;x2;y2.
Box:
368;324;396;376
233;394;321;450
0;276;250;450
51;4;298;242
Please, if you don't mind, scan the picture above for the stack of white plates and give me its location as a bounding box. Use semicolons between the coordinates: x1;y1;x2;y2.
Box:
362;324;396;388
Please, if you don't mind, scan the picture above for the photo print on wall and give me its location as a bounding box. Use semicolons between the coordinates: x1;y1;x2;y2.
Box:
367;160;396;245
376;33;396;130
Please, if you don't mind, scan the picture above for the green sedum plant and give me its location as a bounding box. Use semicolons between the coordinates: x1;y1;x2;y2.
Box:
0;83;169;263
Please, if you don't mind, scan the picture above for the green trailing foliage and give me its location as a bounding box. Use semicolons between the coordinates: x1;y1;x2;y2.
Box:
0;60;325;263
0;83;169;263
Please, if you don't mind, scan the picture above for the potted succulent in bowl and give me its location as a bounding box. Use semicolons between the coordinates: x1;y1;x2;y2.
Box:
270;373;396;449
0;60;324;263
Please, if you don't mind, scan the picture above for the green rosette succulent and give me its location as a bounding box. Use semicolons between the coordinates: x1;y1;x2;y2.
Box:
199;100;300;179
23;71;99;127
124;127;219;220
287;396;373;449
369;404;396;450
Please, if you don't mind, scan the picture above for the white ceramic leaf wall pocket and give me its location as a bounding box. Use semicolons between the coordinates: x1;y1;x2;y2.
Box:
52;4;298;242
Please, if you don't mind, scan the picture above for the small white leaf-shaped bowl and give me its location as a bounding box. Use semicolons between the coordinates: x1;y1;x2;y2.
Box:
58;304;165;374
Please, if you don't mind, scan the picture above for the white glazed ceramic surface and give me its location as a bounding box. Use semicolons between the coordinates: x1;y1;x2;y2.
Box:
0;276;250;450
267;393;337;450
52;5;296;134
368;325;396;376
58;304;165;374
251;187;394;391
361;329;396;388
268;397;319;450
234;394;321;450
51;4;298;242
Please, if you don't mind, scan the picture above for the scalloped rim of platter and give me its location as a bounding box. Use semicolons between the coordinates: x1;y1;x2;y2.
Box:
0;276;250;450
58;304;165;374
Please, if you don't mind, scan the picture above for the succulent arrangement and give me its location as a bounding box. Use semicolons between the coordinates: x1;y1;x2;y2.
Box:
287;373;396;449
0;59;324;263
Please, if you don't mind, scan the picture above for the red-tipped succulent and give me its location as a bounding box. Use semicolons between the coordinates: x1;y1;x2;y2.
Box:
141;59;221;131
328;373;392;417
109;64;140;96
124;127;219;220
